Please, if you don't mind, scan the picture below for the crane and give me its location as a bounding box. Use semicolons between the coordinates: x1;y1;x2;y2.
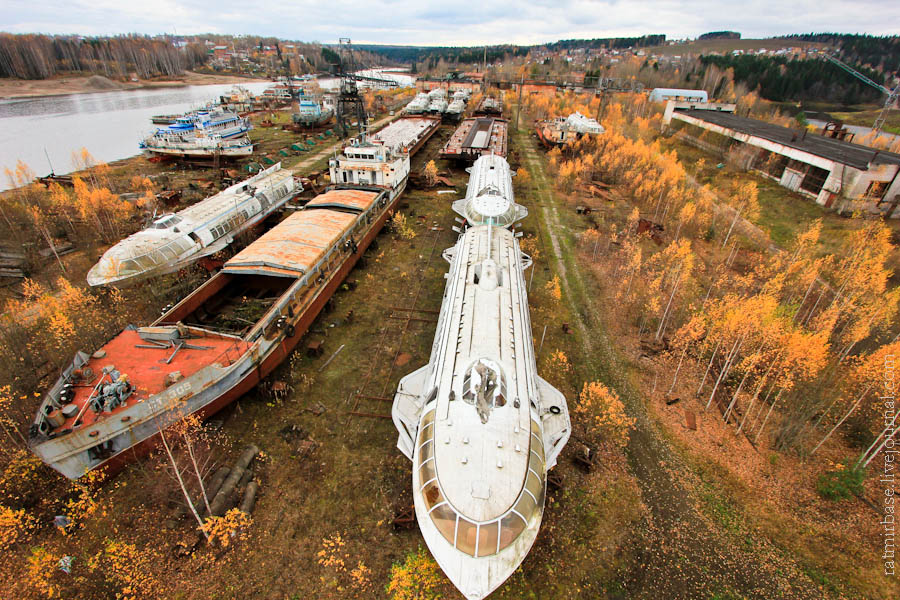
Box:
823;53;899;135
330;38;398;139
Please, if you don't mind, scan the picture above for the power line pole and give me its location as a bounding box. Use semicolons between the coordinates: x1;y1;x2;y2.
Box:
515;76;524;132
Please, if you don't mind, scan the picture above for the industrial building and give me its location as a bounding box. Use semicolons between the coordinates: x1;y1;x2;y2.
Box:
664;104;900;217
649;88;709;103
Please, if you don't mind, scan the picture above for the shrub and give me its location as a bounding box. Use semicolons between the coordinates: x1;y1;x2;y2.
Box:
816;459;865;501
386;547;443;600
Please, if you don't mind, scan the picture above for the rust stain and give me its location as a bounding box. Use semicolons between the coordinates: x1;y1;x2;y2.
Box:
224;208;358;278
305;189;380;212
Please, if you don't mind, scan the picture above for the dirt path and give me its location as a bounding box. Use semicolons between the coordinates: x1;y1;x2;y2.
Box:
517;130;826;600
289;113;398;173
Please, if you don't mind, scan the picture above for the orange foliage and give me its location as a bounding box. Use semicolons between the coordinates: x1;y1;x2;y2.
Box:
201;507;252;549
385;546;443;600
575;381;634;448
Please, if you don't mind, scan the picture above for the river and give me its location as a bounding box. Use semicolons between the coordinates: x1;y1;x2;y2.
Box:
0;82;271;191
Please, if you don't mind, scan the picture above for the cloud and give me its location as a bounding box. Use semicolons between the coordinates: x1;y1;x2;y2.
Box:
2;0;898;44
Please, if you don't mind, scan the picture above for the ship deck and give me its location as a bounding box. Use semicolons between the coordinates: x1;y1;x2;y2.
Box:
56;329;249;431
441;117;508;160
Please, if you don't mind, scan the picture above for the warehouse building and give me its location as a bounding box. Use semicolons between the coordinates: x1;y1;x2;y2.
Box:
664;105;900;217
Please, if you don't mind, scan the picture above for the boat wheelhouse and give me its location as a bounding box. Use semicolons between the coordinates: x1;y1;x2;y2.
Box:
452;154;528;228
292;98;334;127
329;134;411;199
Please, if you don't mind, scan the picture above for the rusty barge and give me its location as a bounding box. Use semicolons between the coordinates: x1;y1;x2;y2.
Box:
440;117;508;163
30;184;403;479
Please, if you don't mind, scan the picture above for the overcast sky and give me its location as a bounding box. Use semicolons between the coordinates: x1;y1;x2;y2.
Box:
3;0;899;46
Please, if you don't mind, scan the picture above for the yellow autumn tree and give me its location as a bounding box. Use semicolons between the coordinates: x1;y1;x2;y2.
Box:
423;160;438;186
385;547;444;600
575;381;634;448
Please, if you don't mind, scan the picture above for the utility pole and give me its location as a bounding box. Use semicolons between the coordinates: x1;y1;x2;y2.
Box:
515;76;524;132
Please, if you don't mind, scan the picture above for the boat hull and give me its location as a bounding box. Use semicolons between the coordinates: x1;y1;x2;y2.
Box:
141;145;254;158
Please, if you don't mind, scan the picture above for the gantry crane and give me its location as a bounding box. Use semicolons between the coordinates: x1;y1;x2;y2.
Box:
823;53;899;135
330;38;399;139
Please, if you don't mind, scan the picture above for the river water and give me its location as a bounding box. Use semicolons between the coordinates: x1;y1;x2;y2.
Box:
0;82;271;191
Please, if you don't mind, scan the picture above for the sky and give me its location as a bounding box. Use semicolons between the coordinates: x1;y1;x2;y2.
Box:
3;0;900;46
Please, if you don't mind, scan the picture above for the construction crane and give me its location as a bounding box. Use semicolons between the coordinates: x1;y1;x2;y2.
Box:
330;38;399;139
823;53;899;135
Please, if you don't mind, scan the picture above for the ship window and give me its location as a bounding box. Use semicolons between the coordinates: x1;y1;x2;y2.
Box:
418;457;435;485
499;511;526;550
135;254;156;269
525;468;544;507
529;450;544;477
421;479;444;511
477;520;499;557
456;516;478;556
419;439;434;464
118;259;140;276
515;487;538;519
430;503;457;545
530;420;544;460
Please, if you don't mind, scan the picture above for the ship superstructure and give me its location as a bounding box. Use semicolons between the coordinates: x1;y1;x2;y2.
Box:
87;164;300;287
452;154;528;227
327;115;441;198
293;97;335;127
392;155;570;599
139;109;254;159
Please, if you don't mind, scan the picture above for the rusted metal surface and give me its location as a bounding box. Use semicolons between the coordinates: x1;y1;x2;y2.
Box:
685;409;697;431
355;394;392;402
224;209;357;278
441;117;508;161
304;189;380;212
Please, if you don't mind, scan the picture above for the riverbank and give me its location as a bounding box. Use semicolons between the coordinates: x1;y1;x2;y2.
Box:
0;71;270;100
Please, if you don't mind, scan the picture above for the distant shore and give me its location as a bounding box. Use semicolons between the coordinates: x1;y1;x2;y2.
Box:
0;71;270;100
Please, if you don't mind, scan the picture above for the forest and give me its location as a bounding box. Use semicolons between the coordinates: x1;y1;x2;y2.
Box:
0;34;207;80
782;33;900;73
698;54;887;104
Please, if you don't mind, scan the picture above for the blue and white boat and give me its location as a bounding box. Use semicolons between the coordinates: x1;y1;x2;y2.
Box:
292;97;334;127
140;108;253;159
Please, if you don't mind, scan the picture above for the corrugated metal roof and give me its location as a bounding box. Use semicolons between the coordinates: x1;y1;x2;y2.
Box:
676;109;900;170
224;209;356;277
305;189;381;212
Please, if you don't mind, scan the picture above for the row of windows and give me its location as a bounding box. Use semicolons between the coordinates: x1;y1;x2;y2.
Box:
115;236;195;276
416;409;545;557
211;210;249;241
